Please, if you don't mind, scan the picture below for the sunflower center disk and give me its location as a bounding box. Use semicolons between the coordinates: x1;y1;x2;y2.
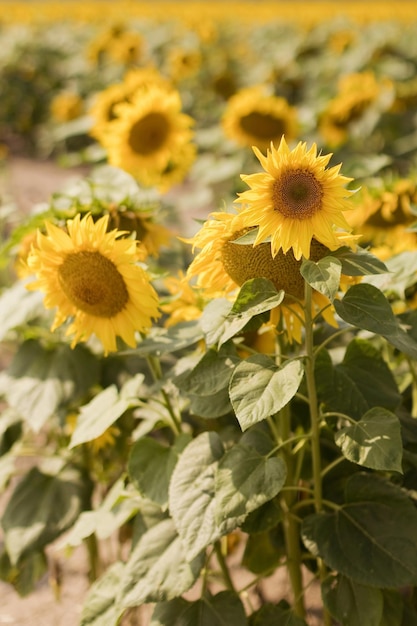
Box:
221;233;329;300
58;251;129;317
128;112;170;155
240;111;286;140
273;169;324;219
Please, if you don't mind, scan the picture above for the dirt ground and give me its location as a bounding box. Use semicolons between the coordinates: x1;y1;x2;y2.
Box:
0;157;323;626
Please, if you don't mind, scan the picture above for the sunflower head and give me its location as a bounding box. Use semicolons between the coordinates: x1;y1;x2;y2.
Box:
222;86;299;151
235;136;355;260
26;213;160;354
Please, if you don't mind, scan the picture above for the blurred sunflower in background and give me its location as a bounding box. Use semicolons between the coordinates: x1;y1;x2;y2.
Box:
221;85;299;151
235;136;355;260
318;71;394;148
26;213;160;354
50;91;84;123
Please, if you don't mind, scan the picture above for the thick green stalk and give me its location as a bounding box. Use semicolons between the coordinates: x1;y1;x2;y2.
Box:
304;281;332;626
277;404;306;619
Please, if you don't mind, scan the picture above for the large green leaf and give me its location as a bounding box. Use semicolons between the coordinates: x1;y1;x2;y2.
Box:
338;339;400;412
334;284;417;359
334;407;403;472
301;473;417;588
117;517;204;608
80;562;125;626
151;591;248;626
0;548;48;597
0;339;100;432
229;355;304;431
69;373;145;448
315;349;368;421
176;344;239;396
168;432;225;560
0;279;45;341
132;321;204;357
214;441;286;527
300;257;342;301
2;465;92;565
331;246;389;277
322;574;384;626
128;434;190;508
201;279;284;347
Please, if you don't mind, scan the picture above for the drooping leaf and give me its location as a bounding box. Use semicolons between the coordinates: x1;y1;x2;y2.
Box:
2;465;92;565
132;321;204;357
128;434;191;508
335;407;403;472
334;284;417;359
215;442;286;528
201;279;284;347
302;473;417;588
300;257;342;301
117;518;204;608
331;246;389;277
0;279;45;341
0;339;99;432
176;344;239;397
322;574;384;626
80;562;125;626
69;385;134;449
229;355;304;431
338;339;400;412
151;591;248;626
168;432;225;560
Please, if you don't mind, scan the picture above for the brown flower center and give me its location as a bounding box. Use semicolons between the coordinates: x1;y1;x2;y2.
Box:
58;251;129;317
128;112;170;155
240;111;286;140
272;169;323;219
221;229;329;300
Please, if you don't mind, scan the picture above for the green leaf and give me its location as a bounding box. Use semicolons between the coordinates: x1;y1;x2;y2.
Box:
0;548;48;597
229;355;304;431
315;349;368;421
2;465;92;565
0;339;100;432
177;344;239;396
249;602;307;625
69;386;129;448
380;590;405;626
151;591;248;626
365;250;417;297
338;339;400;413
300;257;342;301
188;387;233;418
168;432;225;560
242;531;282;575
128;435;190;508
117;518;204;607
80;562;125;626
241;498;282;534
334;284;417;359
215;442;286;527
331;246;389;276
133;321;204;357
335;407;403;472
0;279;45;341
201;279;284;347
302;473;417;588
322;574;384;626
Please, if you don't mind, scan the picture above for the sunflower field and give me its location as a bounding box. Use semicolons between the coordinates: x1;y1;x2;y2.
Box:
2;2;417;625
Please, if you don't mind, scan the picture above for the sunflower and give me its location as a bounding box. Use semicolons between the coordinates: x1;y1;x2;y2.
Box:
101;85;195;188
89;67;173;143
161;272;206;327
107;207;171;258
185;210;348;343
26;213;160;354
235;137;354;261
50;91;83;123
319;71;394;148
222;86;299;151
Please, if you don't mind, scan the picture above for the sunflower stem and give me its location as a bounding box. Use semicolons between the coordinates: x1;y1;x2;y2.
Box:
145;355;182;436
276;404;306;620
304;280;331;625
